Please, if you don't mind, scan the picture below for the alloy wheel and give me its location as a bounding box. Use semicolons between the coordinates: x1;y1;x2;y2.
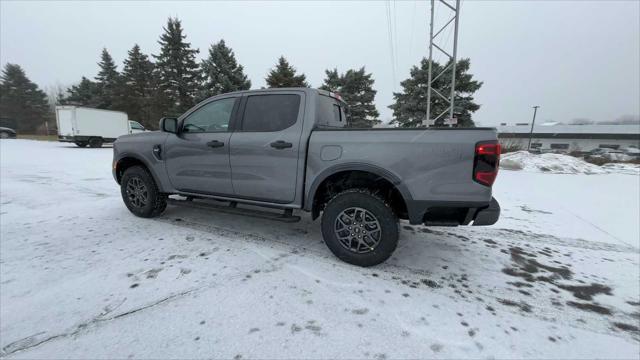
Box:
126;177;148;208
334;207;382;253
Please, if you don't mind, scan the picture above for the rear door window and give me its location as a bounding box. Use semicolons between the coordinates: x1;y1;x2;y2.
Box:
241;94;301;132
316;95;348;128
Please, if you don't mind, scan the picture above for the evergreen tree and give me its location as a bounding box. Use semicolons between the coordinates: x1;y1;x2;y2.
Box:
0;63;51;132
62;77;99;107
389;58;482;127
320;67;380;128
95;48;121;109
121;44;157;129
201;40;251;99
265;56;309;88
153;17;201;114
319;68;341;92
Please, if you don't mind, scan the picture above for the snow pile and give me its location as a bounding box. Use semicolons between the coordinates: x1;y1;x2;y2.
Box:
500;151;606;174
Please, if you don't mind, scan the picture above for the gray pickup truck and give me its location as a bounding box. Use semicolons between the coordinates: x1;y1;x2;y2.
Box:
113;88;500;266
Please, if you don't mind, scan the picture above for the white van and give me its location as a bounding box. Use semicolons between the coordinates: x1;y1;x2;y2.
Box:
56;106;146;147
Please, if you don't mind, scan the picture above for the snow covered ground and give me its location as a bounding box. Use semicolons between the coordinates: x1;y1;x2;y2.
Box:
1;139;639;359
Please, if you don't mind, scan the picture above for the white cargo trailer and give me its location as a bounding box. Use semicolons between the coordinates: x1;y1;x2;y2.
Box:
56;106;145;148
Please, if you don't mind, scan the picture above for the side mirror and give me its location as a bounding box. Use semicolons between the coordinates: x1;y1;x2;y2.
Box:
159;117;178;133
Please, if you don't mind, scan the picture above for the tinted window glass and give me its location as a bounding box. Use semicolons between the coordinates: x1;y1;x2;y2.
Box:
183;98;236;133
242;94;301;132
316;95;346;128
333;105;342;123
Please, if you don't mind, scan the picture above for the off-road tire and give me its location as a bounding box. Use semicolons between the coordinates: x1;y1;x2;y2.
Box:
321;189;399;267
121;165;167;218
88;137;103;148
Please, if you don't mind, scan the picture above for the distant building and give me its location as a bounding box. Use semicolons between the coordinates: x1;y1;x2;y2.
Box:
497;123;640;153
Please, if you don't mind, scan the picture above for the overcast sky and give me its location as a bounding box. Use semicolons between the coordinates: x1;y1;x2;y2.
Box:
1;0;639;125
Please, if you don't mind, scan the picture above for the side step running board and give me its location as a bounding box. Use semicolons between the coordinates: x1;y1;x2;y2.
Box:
166;198;301;223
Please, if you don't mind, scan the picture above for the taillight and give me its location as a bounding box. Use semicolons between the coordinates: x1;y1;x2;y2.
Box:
473;141;501;186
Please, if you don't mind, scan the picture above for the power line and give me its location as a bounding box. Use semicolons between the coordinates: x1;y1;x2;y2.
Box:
393;0;399;77
385;0;397;90
409;0;417;62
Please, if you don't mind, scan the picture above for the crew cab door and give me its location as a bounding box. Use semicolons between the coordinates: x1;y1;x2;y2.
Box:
164;96;238;195
229;92;305;203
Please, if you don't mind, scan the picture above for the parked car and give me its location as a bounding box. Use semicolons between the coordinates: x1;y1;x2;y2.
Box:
622;146;640;158
586;147;635;162
112;88;501;266
56;106;143;148
589;147;623;156
0;127;16;139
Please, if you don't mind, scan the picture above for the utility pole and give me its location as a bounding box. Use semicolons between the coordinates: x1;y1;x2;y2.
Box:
423;0;461;127
527;106;540;151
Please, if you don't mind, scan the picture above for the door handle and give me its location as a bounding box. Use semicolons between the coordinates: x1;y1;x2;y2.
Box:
206;140;224;148
270;140;293;149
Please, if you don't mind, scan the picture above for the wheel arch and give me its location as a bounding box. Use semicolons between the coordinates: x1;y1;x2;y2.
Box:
305;163;413;220
114;154;162;189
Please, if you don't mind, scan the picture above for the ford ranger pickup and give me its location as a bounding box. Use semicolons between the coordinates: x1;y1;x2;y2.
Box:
113;88;501;266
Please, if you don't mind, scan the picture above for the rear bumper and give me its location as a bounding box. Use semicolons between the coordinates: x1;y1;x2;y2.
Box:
406;197;500;226
471;197;500;226
58;135;76;142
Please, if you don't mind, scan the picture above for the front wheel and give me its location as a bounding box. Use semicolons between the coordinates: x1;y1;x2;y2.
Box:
120;166;167;218
321;189;399;267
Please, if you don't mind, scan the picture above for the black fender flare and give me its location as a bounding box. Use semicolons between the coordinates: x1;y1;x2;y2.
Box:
303;162;414;212
113;152;164;191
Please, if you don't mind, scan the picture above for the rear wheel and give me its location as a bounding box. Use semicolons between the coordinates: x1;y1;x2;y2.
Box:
88;137;103;148
121;166;167;218
0;132;10;139
321;189;398;267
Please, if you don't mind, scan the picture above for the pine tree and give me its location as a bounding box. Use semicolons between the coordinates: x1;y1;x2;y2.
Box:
62;77;99;107
0;63;51;132
265;56;309;88
319;68;341;92
201;40;251;99
95;48;121;109
121;44;157;129
153;17;201;114
389;58;482;127
320;67;380;128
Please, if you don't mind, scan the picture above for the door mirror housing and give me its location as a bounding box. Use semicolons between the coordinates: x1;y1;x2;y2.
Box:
160;117;178;133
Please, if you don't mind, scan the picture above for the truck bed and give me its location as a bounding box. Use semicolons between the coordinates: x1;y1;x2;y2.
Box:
305;127;498;223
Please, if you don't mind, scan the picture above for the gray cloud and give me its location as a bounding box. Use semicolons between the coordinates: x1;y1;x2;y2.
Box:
1;0;638;125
